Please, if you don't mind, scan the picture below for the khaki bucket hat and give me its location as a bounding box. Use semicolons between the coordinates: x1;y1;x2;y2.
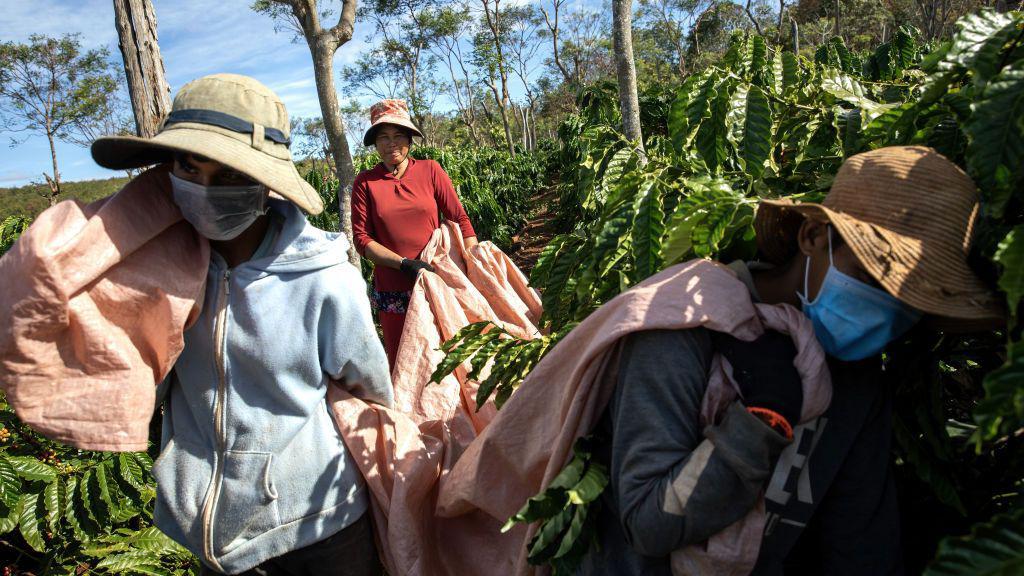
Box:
755;146;1004;325
91;73;323;215
362;99;423;146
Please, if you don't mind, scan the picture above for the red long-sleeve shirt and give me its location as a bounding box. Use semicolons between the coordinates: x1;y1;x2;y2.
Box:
352;157;476;292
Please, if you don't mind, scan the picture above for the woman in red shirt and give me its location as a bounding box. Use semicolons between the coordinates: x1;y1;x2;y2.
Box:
351;99;478;368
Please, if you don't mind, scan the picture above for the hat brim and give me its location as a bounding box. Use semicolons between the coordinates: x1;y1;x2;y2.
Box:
755;199;1005;328
363;118;424;147
91;128;324;215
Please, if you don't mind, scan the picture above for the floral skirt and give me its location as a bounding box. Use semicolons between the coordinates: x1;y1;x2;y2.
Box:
372;289;411;369
371;289;411;315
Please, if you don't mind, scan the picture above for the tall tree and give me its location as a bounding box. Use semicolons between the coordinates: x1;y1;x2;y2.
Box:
0;34;119;206
611;0;645;157
634;0;709;77
540;0;574;85
253;0;360;266
61;68;136;180
505;4;543;151
342;50;406;100
561;6;611;86
426;5;483;144
112;0;171;138
354;0;442;133
685;2;749;67
476;0;516;156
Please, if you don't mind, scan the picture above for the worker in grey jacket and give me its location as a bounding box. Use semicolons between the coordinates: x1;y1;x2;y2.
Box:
580;146;1004;575
90;75;393;575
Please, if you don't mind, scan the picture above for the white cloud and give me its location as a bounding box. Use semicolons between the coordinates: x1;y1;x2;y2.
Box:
155;1;299;84
266;72;322;118
151;0;351;119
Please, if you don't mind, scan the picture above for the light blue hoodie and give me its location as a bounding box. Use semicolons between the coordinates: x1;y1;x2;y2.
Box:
152;200;392;574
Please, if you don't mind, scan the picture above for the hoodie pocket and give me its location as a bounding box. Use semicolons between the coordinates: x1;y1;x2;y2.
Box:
214;451;280;554
151;437;213;548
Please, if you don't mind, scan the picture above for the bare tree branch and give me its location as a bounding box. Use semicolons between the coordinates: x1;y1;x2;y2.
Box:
745;0;764;35
540;0;573;85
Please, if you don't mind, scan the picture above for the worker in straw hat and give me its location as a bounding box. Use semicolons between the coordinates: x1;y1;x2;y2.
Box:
579;145;1003;575
91;74;391;575
350;99;479;368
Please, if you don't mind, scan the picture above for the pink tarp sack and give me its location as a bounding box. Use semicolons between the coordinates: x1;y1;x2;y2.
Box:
390;222;542;438
332;258;831;576
0;166;208;452
332;222;543;576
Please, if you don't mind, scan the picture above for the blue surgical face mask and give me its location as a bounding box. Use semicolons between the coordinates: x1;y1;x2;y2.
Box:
798;227;922;361
170;173;268;241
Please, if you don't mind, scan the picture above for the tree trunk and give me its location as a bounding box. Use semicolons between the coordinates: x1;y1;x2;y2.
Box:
497;98;514;155
464;86;481;145
833;0;841;40
744;0;764;35
258;0;358;264
611;0;645;158
527;106;535;152
529;107;537;151
113;0;171;138
522;106;530;151
499;88;514;155
486;77;515;156
408;43;422;130
483;0;516;157
45;127;61;206
310;38;359;266
791;18;800;52
513;104;525;149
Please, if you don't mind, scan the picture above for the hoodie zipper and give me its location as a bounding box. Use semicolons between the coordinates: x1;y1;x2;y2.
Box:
200;269;230;571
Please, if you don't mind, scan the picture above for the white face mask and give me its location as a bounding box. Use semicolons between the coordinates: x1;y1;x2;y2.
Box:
170;173;268;241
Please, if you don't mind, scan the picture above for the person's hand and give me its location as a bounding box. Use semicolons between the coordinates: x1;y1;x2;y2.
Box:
400;258;435;279
710;330;803;435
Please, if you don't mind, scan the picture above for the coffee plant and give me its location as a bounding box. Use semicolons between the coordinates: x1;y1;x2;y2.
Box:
0;393;197;575
0;216;30;255
0;9;1021;575
435;11;1024;575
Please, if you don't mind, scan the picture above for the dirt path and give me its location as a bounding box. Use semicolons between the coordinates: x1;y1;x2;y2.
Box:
509;186;558;277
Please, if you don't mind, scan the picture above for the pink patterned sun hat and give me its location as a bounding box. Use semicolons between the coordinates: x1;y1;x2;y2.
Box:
363;99;424;146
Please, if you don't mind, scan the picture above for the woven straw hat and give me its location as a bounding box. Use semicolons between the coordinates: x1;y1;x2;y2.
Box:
755;146;1003;324
91;74;323;215
362;99;423;146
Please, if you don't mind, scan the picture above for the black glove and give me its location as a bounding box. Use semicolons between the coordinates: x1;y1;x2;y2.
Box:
709;330;803;432
400;258;435;279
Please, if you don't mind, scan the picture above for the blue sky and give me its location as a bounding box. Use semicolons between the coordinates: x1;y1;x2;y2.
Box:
0;0;378;186
0;0;592;187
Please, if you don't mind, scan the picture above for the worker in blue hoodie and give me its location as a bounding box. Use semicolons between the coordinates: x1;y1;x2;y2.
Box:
90;74;393;575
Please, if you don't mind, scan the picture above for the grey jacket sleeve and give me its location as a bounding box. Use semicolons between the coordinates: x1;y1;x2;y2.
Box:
320;262;394;408
608;329;791;557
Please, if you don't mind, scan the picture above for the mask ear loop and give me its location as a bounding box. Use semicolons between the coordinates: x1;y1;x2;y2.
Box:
255;185;270;216
802;255;812;302
800;224;834;304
